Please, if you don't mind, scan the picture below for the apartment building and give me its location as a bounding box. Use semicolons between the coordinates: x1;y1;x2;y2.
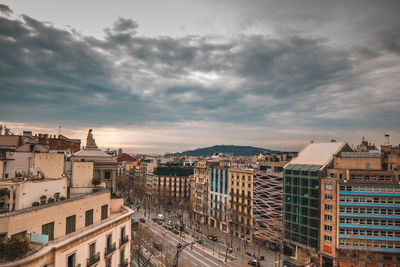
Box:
0;189;133;267
229;167;254;240
208;161;230;233
150;163;193;199
192;160;209;225
320;145;400;266
283;142;349;266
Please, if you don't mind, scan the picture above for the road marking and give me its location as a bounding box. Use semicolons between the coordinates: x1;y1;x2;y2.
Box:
143;223;224;267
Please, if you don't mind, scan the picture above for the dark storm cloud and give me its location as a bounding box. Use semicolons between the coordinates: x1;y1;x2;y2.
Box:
112;17;139;33
0;6;399;132
0;4;12;15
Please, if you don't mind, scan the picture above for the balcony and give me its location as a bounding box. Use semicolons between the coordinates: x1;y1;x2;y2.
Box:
104;243;116;257
119;259;129;267
86;252;100;267
120;235;129;246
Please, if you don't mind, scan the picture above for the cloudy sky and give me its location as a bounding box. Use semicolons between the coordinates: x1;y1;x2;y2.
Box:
0;0;399;153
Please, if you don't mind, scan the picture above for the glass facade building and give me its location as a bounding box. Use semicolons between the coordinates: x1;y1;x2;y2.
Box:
283;164;322;248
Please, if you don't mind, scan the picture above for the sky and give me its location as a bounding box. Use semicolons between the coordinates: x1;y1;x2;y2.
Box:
0;0;399;154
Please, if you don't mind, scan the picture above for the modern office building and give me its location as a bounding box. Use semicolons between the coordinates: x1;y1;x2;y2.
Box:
283;142;349;265
320;143;400;266
253;171;283;245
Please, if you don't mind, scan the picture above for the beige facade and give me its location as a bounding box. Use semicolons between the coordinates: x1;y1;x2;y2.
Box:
193;160;209;225
0;177;67;211
0;190;133;267
71;161;94;188
229;168;254;239
34;153;65;179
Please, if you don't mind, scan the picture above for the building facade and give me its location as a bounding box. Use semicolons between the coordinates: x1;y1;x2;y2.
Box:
208;162;231;233
229;167;254;239
0;189;133;267
253;171;283;245
320;148;400;267
150;164;193;199
283;142;348;265
192;160;209;225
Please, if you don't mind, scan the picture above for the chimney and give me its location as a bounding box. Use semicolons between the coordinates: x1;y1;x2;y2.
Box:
385;134;390;146
331;139;336;143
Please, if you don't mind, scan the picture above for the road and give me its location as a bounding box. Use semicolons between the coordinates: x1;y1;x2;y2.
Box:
132;211;230;267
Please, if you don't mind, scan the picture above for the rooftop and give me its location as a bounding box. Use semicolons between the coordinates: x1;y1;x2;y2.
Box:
289;142;346;166
340;151;381;158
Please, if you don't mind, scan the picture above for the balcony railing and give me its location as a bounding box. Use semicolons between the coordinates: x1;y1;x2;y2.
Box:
86;252;100;267
119;259;129;267
104;243;116;256
120;235;129;246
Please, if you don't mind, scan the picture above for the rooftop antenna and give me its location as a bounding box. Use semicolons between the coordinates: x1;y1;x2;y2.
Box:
58;126;62;137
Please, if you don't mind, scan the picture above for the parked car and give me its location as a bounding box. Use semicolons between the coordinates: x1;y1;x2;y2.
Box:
157;214;164;221
248;259;260;267
151;218;158;222
166;225;173;230
172;228;180;235
139;218;146;223
157;220;163;225
207;234;218;241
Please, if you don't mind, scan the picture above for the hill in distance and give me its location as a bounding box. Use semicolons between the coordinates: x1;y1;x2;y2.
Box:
172;145;279;157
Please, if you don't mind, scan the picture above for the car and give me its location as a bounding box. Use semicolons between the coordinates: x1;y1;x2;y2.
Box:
157;220;163;225
157;214;164;221
166;225;173;230
139;218;146;223
248;259;260;267
172;228;180;235
207;234;218;241
151;218;158;222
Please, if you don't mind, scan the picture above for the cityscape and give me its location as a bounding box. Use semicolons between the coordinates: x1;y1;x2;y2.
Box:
1;1;400;267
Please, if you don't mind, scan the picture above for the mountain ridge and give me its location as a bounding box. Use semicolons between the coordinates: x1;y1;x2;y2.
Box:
171;145;278;157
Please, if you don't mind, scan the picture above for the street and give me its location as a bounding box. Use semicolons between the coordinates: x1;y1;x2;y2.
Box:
132;211;230;267
132;209;285;267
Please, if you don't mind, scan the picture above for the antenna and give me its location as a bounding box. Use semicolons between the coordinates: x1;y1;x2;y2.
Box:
58;126;62;137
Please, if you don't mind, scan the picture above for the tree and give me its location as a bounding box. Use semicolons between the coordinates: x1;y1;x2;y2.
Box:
131;225;157;267
0;188;10;208
92;178;101;188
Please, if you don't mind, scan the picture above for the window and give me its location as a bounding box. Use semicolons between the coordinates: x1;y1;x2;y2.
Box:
85;209;94;226
101;205;108;220
89;242;96;258
106;258;112;267
325;204;332;211
121;226;126;239
42;222;54;241
324;225;332;231
325;194;333;200
66;215;76;234
67;253;76;267
120;248;125;264
325;215;332;221
324;235;332;242
325;184;333;190
105;171;111;179
106;234;112;250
